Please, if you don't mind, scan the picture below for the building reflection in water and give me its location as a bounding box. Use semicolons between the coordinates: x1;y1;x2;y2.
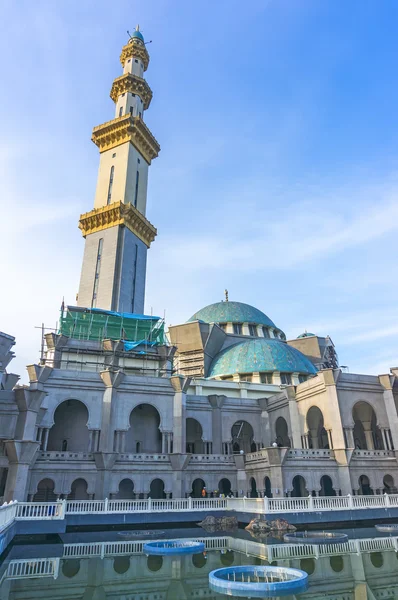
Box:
1;532;398;600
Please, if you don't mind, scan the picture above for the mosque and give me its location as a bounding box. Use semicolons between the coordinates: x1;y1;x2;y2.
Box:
1;27;398;503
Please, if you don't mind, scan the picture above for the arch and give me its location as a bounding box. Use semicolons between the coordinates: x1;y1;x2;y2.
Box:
231;421;254;454
147;555;163;572
186;418;204;454
358;474;373;496
292;475;308;498
352;401;383;450
62;559;80;578
264;477;272;498
220;551;234;566
33;478;57;502
113;557;130;574
370;552;383;568
249;477;258;498
68;478;89;500
191;478;206;498
383;474;396;494
275;417;290;447
330;556;344;573
126;404;162;453
149;478;166;499
115;478;135;499
218;478;231;496
300;558;315;575
192;553;206;568
320;475;336;497
47;400;90;452
306;406;328;449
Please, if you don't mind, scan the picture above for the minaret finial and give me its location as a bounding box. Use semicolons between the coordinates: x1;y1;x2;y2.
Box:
225;289;229;302
136;24;140;31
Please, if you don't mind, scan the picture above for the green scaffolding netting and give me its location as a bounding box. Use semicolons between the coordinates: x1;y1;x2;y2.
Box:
59;306;166;346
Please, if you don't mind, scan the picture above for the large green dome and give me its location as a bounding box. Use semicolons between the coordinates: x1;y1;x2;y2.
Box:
188;301;277;328
208;338;317;379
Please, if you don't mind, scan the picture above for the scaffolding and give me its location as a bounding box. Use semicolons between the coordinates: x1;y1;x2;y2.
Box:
59;306;166;347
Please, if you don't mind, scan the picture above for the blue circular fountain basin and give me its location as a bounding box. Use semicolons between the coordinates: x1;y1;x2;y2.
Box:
143;540;205;555
209;565;308;598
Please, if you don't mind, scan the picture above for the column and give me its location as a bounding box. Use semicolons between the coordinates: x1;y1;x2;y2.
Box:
88;430;94;452
327;429;333;449
171;376;189;454
344;427;355;449
309;429;319;449
161;432;167;454
120;431;126;453
208;396;225;454
382;428;390;450
363;424;374;450
42;428;49;451
167;433;172;454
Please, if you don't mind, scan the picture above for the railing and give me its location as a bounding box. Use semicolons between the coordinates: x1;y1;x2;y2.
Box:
286;449;334;459
65;497;228;514
4;558;60;580
352;449;395;458
37;451;94;461
15;501;65;520
63;536;229;558
117;453;170;462
0;501;17;532
189;454;235;463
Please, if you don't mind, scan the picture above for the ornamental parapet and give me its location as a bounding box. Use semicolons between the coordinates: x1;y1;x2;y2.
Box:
120;40;150;71
92;114;160;164
110;73;152;109
79;200;157;248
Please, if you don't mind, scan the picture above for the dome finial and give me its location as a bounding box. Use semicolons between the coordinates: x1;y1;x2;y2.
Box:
136;24;140;31
224;289;229;302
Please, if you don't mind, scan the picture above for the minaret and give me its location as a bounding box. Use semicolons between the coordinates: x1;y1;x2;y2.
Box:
77;26;159;314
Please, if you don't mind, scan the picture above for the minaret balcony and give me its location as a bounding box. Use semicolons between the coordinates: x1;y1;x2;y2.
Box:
91;114;160;164
110;73;153;109
120;39;150;71
78;200;157;248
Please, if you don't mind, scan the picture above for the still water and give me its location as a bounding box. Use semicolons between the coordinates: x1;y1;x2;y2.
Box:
0;526;397;599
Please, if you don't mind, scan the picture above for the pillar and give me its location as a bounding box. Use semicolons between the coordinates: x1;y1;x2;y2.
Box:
309;428;319;449
171;376;190;454
208;394;226;454
344;427;355;449
363;423;374;450
379;374;398;451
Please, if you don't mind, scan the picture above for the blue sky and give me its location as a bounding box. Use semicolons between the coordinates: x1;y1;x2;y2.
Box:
1;0;398;379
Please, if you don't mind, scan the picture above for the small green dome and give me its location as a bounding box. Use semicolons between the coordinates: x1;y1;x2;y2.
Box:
188;301;277;329
208;338;317;379
297;332;316;338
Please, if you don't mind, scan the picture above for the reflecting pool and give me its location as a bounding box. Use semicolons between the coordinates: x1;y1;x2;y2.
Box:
1;526;398;599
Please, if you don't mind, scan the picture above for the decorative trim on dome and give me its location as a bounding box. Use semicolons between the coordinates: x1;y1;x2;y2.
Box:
208;338;317;379
188;301;278;330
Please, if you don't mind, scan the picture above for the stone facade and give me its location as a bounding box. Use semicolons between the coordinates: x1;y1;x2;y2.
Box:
1;325;398;503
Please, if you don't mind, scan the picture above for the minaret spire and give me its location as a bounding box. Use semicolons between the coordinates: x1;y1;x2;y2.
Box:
76;28;160;314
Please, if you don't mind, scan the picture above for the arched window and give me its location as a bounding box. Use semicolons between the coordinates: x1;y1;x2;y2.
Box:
292;475;308;498
353;402;383;450
48;400;89;453
275;417;290;447
249;477;258;498
115;478;134;499
149;478;166;499
264;477;272;498
218;478;232;496
126;404;161;453
320;475;336;497
306;406;329;449
68;478;89;500
358;474;373;496
33;478;57;502
186;418;203;454
383;474;395;494
231;421;254;454
191;478;206;498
